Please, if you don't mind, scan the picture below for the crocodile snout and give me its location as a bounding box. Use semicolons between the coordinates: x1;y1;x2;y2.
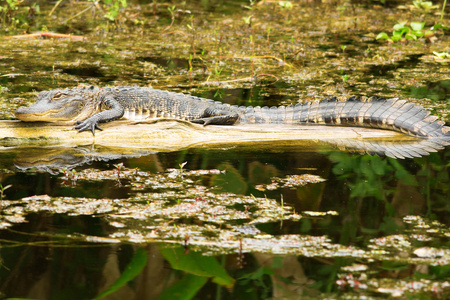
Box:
15;106;28;115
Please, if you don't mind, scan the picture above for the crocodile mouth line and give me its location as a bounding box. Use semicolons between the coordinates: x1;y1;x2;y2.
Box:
16;109;66;121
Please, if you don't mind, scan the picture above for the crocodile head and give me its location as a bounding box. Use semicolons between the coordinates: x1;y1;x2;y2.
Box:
15;86;100;122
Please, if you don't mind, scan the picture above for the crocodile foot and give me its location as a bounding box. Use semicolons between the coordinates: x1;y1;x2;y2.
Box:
75;119;103;136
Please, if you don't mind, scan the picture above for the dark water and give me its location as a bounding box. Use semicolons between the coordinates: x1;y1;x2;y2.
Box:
0;0;449;299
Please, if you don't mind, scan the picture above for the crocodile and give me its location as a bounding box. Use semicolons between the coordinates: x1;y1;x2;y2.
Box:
15;86;450;146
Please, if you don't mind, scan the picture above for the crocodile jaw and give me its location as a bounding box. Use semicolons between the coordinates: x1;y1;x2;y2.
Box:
15;89;95;122
15;106;72;121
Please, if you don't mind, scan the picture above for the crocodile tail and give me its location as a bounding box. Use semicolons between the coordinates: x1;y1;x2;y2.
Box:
240;96;450;143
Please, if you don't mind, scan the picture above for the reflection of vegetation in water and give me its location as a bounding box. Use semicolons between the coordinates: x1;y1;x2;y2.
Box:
210;163;248;194
327;151;449;246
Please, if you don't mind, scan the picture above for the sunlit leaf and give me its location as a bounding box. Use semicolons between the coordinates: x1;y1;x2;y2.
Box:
405;33;417;40
393;21;407;30
410;21;425;31
433;51;450;59
93;248;148;299
432;23;450;31
412;30;424;37
375;32;389;40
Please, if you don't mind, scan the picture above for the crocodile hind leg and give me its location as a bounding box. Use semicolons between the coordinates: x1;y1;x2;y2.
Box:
191;108;239;125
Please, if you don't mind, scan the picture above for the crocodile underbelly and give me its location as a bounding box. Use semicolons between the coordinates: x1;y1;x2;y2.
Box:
121;108;189;121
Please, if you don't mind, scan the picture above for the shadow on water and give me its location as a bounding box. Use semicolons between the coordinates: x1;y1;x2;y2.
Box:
364;54;424;78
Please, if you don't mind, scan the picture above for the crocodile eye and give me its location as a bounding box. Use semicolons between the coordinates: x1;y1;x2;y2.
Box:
51;92;65;101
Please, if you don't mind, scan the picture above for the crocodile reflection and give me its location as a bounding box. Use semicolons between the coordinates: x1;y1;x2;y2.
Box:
321;136;447;159
13;145;154;174
11;136;447;173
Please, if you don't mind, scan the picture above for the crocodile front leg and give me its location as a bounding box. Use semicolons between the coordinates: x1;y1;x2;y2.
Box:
191;107;239;125
74;96;125;135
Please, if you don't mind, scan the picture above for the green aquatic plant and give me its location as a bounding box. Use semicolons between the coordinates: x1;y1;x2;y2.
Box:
103;0;127;21
179;161;187;174
377;21;448;43
442;0;448;20
0;0;38;30
61;168;78;186
433;51;450;59
410;0;439;12
0;183;11;200
342;74;349;83
93;248;148;300
50;0;127;23
114;162;125;183
0;0;19;24
376;21;432;42
278;1;293;9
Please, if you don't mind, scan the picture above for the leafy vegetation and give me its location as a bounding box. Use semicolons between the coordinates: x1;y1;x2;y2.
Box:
0;0;39;30
376;21;433;42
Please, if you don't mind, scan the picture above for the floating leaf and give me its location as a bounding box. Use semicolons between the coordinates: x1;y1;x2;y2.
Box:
394;27;410;37
393;21;408;30
376;32;390;40
412;30;424;37
432;23;449;31
410;21;425;31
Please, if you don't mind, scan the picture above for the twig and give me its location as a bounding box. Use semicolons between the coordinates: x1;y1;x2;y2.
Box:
48;0;64;17
442;0;447;21
219;55;295;68
161;7;176;34
6;32;87;41
63;3;97;23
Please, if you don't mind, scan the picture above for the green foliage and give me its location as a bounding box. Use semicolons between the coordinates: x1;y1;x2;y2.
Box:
433;51;450;59
0;0;19;15
376;21;433;42
93;248;148;299
329;153;416;201
102;0;127;21
211;163;248;194
377;21;449;43
157;274;208;300
342;74;349;83
410;0;439;12
432;23;450;32
278;1;293;9
160;246;235;287
0;0;37;29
